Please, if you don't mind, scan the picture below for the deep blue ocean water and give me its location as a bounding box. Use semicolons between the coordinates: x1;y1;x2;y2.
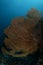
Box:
0;0;43;49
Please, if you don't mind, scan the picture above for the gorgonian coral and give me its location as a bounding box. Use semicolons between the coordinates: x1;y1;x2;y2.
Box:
2;8;41;57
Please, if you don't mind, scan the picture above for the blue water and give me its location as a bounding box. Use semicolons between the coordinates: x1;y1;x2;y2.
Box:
0;0;43;46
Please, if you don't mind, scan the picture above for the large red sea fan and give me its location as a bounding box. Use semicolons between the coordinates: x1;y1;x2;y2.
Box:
2;8;41;57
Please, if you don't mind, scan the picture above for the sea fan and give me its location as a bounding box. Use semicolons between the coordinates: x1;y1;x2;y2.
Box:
2;8;41;57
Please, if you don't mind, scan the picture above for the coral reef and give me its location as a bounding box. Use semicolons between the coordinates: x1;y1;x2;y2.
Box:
1;8;43;65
